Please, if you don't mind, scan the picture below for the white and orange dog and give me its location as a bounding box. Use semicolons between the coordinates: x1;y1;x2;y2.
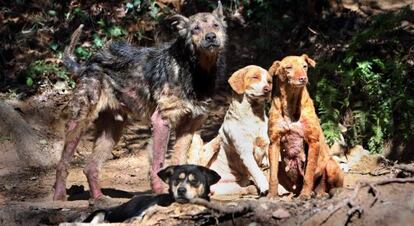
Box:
188;65;272;196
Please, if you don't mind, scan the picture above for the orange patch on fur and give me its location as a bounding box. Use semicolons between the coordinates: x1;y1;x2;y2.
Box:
255;137;267;148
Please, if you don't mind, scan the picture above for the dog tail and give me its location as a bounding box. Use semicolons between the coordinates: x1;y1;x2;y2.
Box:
83;209;107;223
63;24;83;75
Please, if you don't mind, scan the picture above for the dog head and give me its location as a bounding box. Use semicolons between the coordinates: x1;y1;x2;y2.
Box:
228;65;272;99
171;1;226;55
157;164;221;203
269;54;316;88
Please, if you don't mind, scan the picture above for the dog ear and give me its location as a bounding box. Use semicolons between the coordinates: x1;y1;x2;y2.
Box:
269;61;285;81
212;1;225;24
268;61;280;76
228;67;247;94
157;165;177;183
170;14;190;37
302;54;316;68
199;166;221;185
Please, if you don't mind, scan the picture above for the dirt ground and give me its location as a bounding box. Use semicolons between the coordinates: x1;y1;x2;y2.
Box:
1;114;414;226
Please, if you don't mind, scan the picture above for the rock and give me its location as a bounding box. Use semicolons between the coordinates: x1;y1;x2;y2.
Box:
272;208;290;219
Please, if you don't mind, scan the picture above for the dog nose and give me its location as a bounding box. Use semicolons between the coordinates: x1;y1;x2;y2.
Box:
177;187;186;196
205;32;217;42
263;85;271;93
299;77;307;83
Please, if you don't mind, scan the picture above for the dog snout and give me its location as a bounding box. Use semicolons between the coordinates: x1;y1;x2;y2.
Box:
299;77;307;83
177;187;187;196
263;85;271;93
205;32;217;42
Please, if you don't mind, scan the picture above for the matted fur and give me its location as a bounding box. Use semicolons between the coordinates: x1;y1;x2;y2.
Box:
53;2;227;201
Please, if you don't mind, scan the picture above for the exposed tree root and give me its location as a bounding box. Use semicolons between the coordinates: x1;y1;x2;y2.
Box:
320;177;414;225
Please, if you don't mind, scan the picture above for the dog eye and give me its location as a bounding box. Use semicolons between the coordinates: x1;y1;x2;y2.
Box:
190;179;199;185
285;66;293;70
213;23;219;28
303;64;308;69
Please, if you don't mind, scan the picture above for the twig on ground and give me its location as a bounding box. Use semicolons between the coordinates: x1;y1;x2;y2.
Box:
320;177;414;225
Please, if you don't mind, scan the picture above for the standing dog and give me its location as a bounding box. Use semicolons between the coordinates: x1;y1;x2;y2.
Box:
188;65;272;196
53;2;227;203
83;164;221;223
267;55;343;198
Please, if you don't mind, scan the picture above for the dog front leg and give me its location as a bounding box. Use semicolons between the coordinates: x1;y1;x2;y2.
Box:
300;141;320;198
267;141;280;197
241;153;269;196
150;109;171;194
236;142;269;196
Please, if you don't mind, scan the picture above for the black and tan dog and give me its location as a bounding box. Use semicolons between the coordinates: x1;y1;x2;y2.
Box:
53;1;227;203
83;165;220;223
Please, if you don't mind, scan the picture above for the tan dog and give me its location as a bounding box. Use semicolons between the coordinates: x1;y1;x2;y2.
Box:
188;65;272;196
267;55;343;198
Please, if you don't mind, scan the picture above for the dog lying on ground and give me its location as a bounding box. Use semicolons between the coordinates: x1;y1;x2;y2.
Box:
188;65;272;196
83;164;220;223
267;55;344;198
53;2;227;204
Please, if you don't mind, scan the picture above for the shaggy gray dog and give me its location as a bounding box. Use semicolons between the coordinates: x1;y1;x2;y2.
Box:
53;2;227;205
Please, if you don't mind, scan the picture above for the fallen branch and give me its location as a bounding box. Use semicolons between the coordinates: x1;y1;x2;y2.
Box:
191;198;258;215
394;164;414;174
191;198;289;221
320;177;414;225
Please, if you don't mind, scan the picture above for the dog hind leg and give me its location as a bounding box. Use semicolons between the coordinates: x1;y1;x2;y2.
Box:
173;116;206;165
53;122;82;200
54;78;101;201
84;110;125;200
326;158;344;189
211;182;257;196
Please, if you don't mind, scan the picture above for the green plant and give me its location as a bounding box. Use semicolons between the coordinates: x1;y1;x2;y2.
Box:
311;8;414;153
26;60;75;88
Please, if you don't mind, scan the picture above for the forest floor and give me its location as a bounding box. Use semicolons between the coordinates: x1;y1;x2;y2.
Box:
1;106;414;226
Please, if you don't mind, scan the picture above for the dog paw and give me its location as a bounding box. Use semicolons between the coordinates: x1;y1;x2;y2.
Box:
298;192;312;200
259;190;269;197
241;185;258;195
52;193;67;201
89;195;118;209
266;192;279;199
316;192;330;200
53;186;67;201
257;182;269;196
